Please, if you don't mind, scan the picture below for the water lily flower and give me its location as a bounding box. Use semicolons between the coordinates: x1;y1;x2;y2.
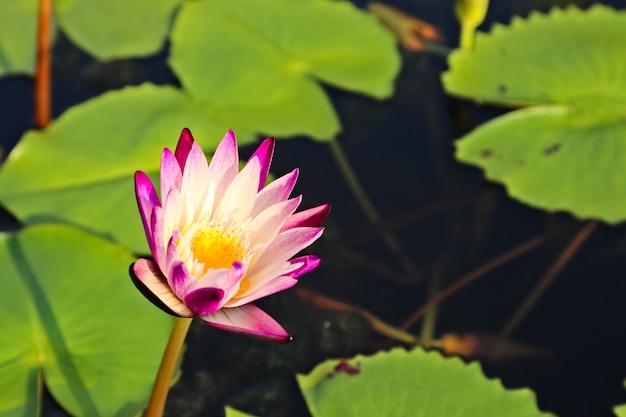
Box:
131;129;329;342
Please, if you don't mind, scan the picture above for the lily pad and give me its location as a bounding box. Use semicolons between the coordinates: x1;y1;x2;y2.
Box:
297;348;553;417
442;5;626;223
168;0;400;140
0;223;173;416
0;83;253;253
0;1;39;76
0;0;181;77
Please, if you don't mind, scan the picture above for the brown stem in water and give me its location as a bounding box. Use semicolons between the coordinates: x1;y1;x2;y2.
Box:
400;232;550;332
35;0;53;128
500;220;598;338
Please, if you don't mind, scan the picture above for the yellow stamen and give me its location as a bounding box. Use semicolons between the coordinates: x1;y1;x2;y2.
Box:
190;223;245;275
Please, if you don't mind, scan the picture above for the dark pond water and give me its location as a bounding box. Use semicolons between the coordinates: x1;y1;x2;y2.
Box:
2;1;626;416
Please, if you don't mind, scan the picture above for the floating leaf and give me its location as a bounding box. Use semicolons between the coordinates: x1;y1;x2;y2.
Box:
0;1;39;76
442;5;626;223
0;83;253;253
0;223;173;416
297;348;553;417
169;0;400;140
0;0;182;76
56;0;182;60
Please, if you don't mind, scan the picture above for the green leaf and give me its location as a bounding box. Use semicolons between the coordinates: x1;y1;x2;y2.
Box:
56;0;183;60
442;5;626;223
297;348;553;417
169;0;400;140
225;407;258;417
455;106;626;223
0;223;173;416
0;0;181;76
0;1;39;76
0;83;253;253
443;5;626;106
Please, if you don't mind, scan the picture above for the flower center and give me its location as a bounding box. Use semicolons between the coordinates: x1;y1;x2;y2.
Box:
190;223;246;274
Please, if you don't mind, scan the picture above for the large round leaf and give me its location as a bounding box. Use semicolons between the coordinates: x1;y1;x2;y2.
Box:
297;348;553;417
0;83;253;253
0;223;173;416
169;0;400;140
442;5;626;223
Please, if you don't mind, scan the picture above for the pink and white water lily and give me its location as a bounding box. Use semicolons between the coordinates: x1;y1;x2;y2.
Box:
131;129;329;342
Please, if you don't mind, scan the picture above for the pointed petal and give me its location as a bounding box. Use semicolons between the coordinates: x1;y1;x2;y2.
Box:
284;255;321;279
160;148;182;202
251;169;298;217
224;275;297;308
208;130;239;186
150;205;166;267
131;259;193;317
281;203;331;231
134;171;160;255
217;158;261;223
248;227;324;276
199;304;291;343
247;137;275;191
230;255;318;307
180;141;210;211
248;196;302;247
175;128;195;171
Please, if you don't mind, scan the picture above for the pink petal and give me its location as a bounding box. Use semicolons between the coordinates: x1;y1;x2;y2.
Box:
248;227;324;277
247;137;275;191
208;130;239;186
180;141;210;212
134;171;160;255
216;157;260;224
150;205;166;266
165;233;189;298
224;275;297;308
174;128;195;171
131;259;193;317
251;169;299;217
231;255;318;307
248;196;302;246
199;304;291;343
187;262;246;305
284;254;321;279
184;287;224;315
160;149;182;202
281;203;331;232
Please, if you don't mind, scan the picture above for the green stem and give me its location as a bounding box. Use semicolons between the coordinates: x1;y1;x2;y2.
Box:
145;317;193;417
459;24;476;49
328;140;420;282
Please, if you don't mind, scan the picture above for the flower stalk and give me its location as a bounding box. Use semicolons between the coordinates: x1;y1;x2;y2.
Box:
145;317;193;417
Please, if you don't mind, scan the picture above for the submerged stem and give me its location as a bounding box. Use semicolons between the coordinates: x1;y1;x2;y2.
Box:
500;221;598;338
145;317;193;417
328;140;420;282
